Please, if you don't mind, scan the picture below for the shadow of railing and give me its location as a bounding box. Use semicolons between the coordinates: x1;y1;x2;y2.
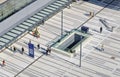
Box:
83;0;120;11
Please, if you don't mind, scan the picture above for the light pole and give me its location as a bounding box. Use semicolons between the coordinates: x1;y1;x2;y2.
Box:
61;10;63;37
79;36;82;67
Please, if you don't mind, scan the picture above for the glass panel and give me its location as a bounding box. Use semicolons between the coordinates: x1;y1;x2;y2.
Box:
46;6;56;11
61;0;68;2
33;15;43;20
11;29;21;34
53;3;62;7
0;41;5;46
49;4;59;9
14;27;25;32
0;37;9;43
18;24;29;29
29;17;40;22
43;8;53;13
36;12;47;17
22;22;33;27
26;19;36;24
2;34;14;40
56;1;66;5
6;32;18;37
14;0;27;10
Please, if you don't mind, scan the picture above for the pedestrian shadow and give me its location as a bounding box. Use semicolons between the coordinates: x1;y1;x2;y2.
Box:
84;13;90;16
13;49;23;54
93;46;102;51
38;47;47;55
0;64;2;66
7;47;18;53
0;64;5;67
92;29;100;33
15;49;23;54
28;32;40;38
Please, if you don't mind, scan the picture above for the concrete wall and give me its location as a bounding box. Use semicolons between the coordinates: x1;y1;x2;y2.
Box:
58;34;74;50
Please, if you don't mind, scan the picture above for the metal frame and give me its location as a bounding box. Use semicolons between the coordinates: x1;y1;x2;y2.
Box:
0;0;72;50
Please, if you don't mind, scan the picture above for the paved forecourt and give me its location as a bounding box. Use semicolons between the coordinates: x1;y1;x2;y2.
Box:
0;0;120;77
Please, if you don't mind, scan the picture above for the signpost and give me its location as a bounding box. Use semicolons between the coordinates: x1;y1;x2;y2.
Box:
28;43;34;58
79;36;82;67
61;10;63;37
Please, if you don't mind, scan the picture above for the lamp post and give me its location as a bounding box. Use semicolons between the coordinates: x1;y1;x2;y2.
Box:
61;10;63;37
79;36;82;67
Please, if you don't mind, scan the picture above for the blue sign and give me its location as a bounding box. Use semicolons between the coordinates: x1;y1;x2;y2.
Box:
28;43;34;58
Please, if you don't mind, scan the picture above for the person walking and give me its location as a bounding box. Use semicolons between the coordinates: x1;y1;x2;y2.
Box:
2;60;5;66
92;12;94;17
37;44;40;49
111;26;114;32
100;27;103;33
47;46;51;54
89;12;94;17
89;12;92;16
48;46;51;54
46;45;49;55
46;49;49;55
13;46;16;52
42;20;44;25
21;47;24;54
101;44;104;51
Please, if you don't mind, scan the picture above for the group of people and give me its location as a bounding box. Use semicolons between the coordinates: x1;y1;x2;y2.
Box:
11;44;51;55
89;11;114;33
11;46;24;54
89;12;94;17
37;44;51;55
99;26;114;33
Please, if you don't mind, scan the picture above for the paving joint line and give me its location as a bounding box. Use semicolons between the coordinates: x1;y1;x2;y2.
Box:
51;53;80;67
49;0;116;66
76;0;116;29
0;31;29;53
14;54;44;77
